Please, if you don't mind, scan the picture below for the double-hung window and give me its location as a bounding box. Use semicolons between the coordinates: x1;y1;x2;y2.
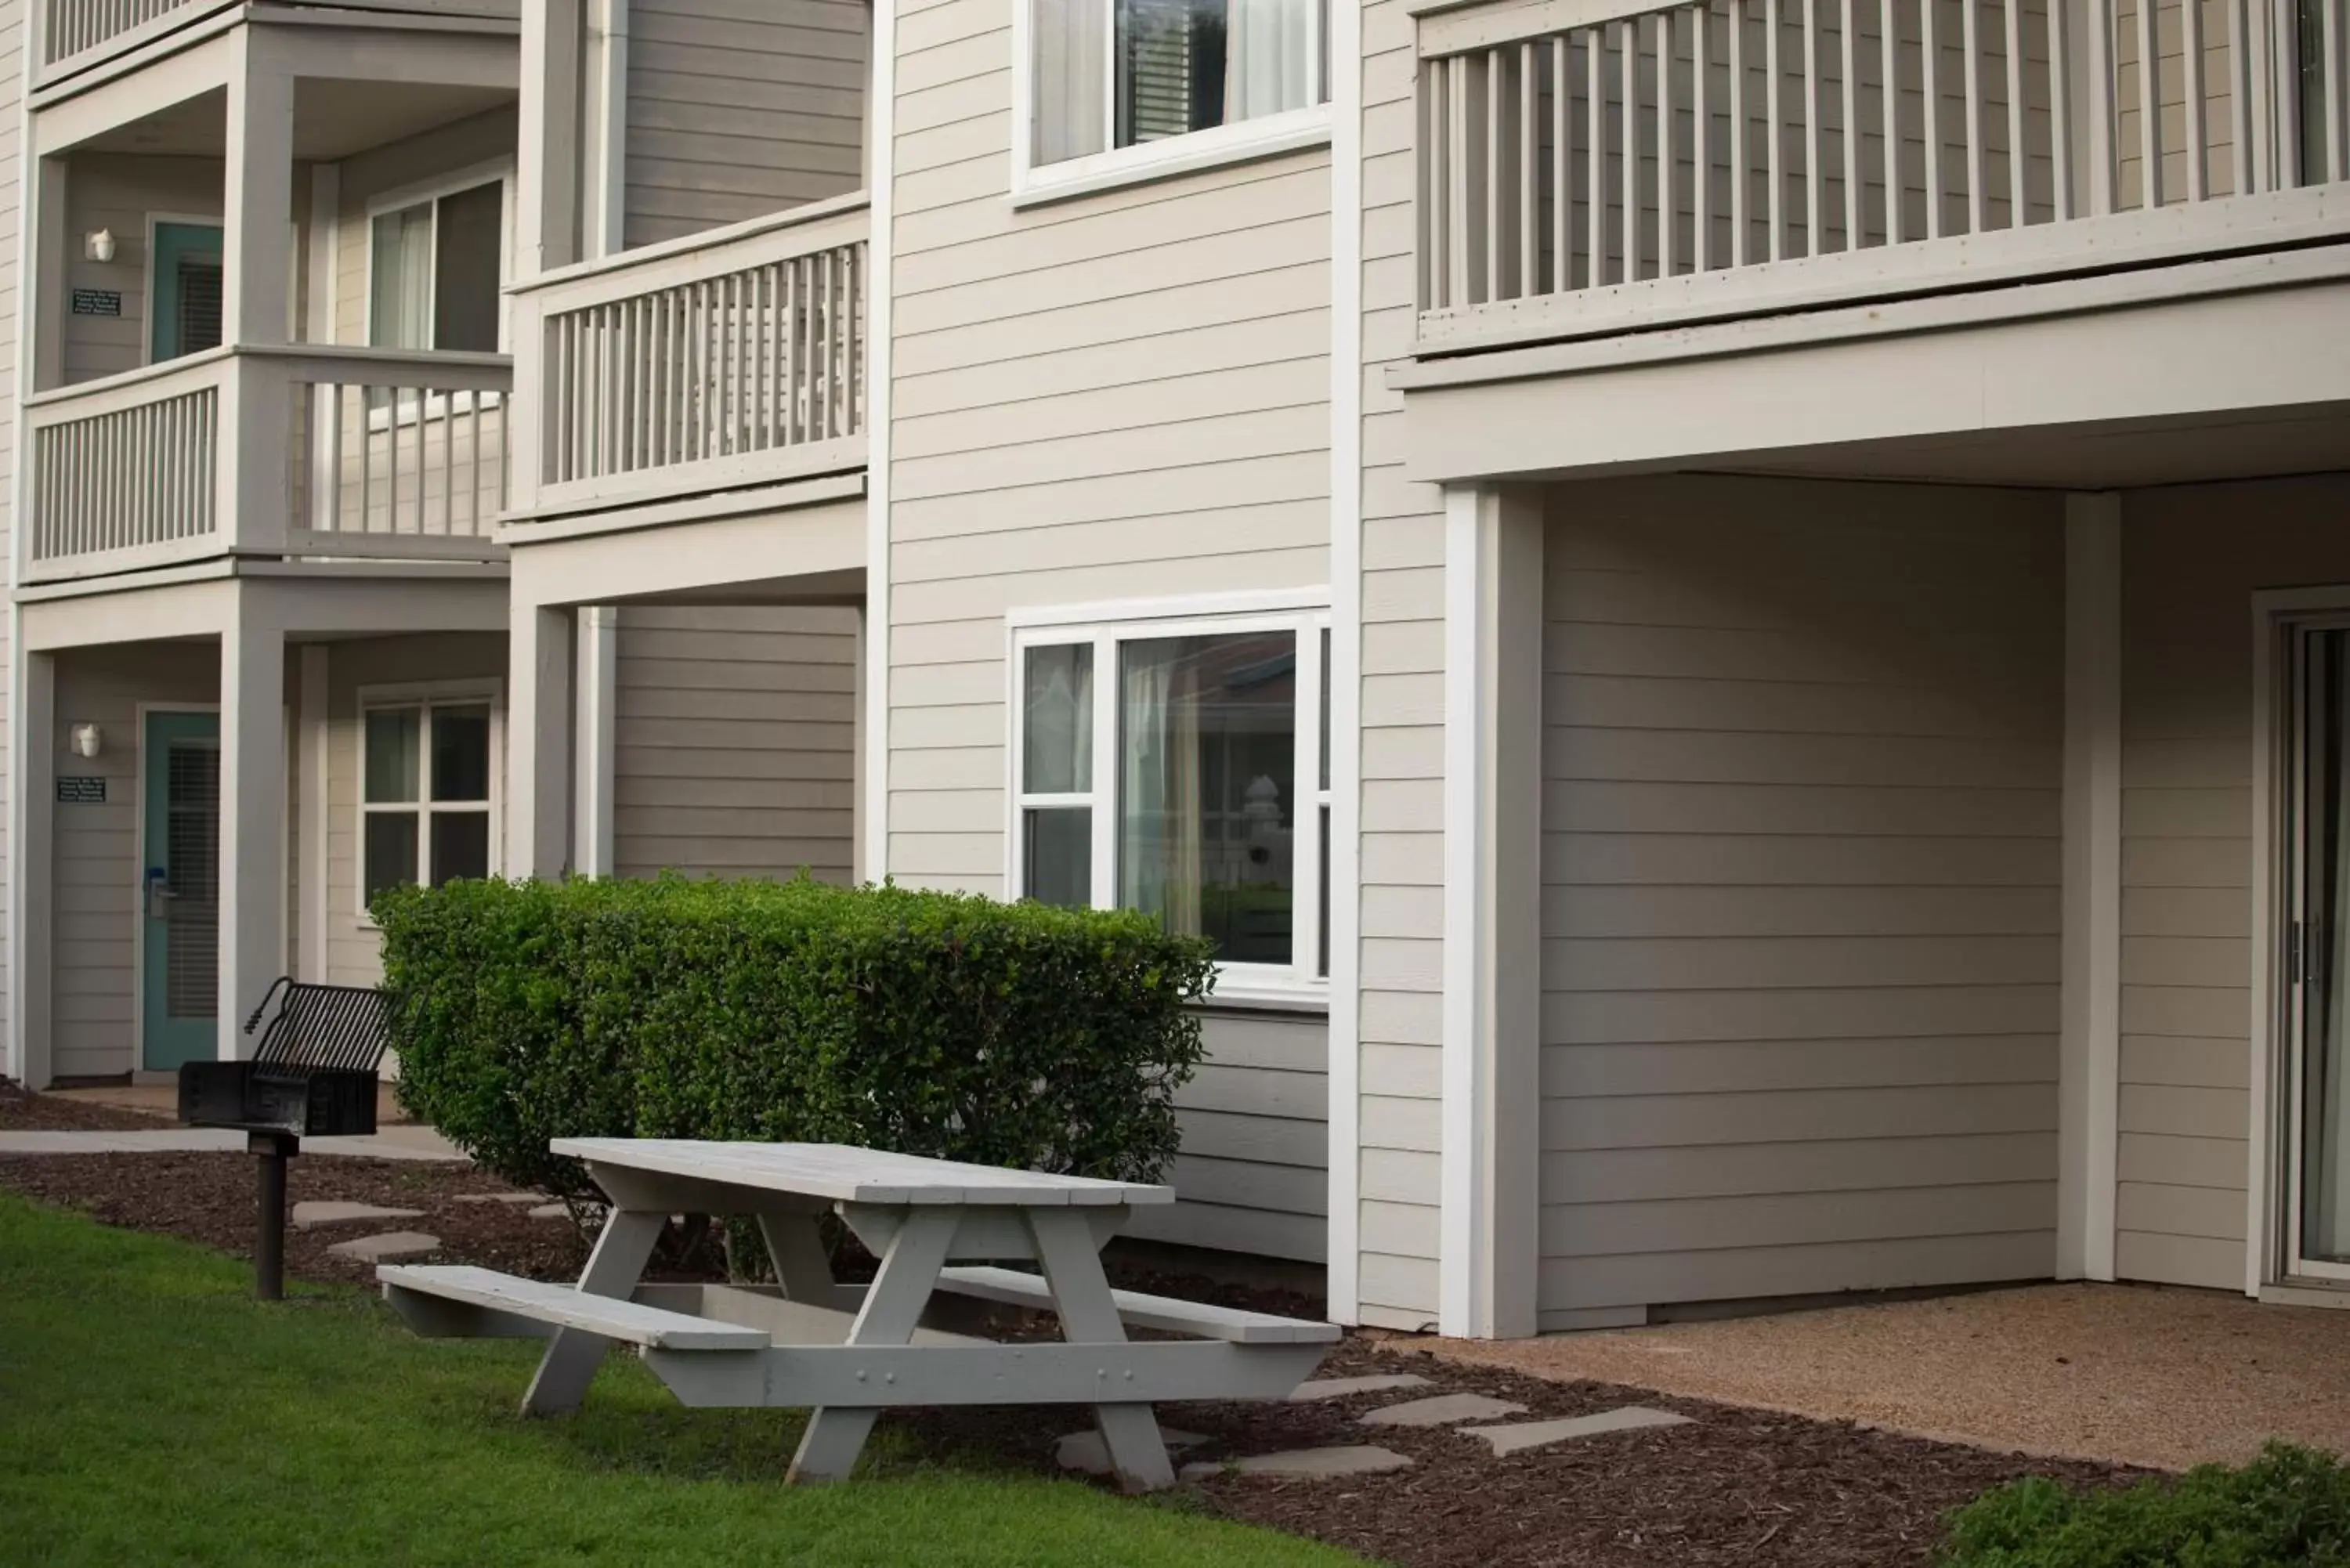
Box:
1022;0;1330;197
360;689;499;911
1013;603;1331;1000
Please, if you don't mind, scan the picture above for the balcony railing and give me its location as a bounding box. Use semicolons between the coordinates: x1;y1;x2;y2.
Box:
38;0;519;85
24;344;512;583
507;192;869;520
1415;0;2350;351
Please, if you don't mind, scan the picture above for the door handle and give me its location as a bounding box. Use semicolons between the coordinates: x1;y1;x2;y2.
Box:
146;868;177;921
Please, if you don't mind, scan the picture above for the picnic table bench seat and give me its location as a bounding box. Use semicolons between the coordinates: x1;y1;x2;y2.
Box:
933;1266;1342;1345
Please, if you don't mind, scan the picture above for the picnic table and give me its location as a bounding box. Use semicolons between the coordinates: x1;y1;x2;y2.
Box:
378;1140;1338;1490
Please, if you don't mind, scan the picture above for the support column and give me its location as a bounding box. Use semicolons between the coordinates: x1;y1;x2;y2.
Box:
12;651;56;1088
519;0;585;277
573;607;617;876
507;600;574;879
221;38;295;555
219;616;287;1058
299;645;330;983
1439;483;1544;1340
2060;493;2123;1282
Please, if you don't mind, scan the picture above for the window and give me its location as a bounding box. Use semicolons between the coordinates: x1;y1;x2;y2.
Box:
369;179;506;354
1013;604;1331;998
1025;0;1329;195
360;693;497;911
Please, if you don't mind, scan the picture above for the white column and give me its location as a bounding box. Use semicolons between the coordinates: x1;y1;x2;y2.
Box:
2059;492;2123;1282
29;157;67;397
519;0;585;277
573;606;617;876
220;39;295;556
1439;482;1544;1340
582;0;631;259
219;616;287;1059
299;645;330;983
506;600;574;879
11;650;56;1088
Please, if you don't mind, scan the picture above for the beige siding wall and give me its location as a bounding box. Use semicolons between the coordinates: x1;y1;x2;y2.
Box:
885;0;1333;1262
0;0;22;1034
623;0;868;247
47;644;221;1079
1125;1014;1330;1262
1538;475;2065;1321
1355;0;1448;1328
613;605;858;881
329;108;518;349
323;635;508;988
2117;474;2350;1290
62;154;222;384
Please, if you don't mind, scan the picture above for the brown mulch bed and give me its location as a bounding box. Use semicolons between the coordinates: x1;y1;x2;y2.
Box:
0;1078;171;1132
0;1097;2138;1566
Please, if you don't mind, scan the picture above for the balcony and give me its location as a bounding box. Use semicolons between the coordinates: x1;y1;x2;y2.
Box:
1413;0;2350;356
38;0;519;86
22;344;512;584
505;193;870;528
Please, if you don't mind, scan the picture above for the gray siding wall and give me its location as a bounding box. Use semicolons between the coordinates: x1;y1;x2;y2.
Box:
623;0;867;247
2117;474;2350;1290
48;643;222;1079
62;154;222;383
613;605;858;882
884;0;1333;1262
1354;0;1448;1328
0;0;21;1038
1538;475;2065;1322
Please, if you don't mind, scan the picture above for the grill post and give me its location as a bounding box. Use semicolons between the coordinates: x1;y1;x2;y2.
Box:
250;1130;298;1301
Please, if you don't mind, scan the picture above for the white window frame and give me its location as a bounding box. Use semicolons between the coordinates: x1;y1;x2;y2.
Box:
362;159;517;428
1008;0;1332;207
355;678;504;922
1007;589;1331;1007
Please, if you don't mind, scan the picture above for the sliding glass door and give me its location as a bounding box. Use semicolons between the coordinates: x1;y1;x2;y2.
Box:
2289;623;2350;1277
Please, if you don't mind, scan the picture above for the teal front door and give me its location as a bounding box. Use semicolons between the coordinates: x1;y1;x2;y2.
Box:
141;710;220;1071
149;222;223;363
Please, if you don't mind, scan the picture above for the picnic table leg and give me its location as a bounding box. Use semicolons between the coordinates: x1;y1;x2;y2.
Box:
1027;1208;1177;1493
754;1209;838;1302
520;1207;666;1418
786;1206;957;1484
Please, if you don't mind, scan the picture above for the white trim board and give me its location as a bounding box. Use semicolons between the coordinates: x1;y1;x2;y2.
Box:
862;0;895;887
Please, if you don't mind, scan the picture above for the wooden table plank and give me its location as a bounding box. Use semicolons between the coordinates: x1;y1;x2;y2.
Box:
551;1139;1173;1207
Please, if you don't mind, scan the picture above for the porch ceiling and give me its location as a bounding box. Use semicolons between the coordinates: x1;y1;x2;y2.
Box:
80;79;512;160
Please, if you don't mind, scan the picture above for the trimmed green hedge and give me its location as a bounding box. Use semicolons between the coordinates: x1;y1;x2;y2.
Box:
374;876;1217;1205
1940;1443;2350;1567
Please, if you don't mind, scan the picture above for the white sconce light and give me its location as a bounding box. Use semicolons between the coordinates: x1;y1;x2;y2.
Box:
83;229;114;264
69;723;102;759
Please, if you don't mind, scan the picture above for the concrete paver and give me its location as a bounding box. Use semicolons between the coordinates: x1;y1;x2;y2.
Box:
1288;1373;1433;1401
1462;1407;1693;1456
1180;1446;1413;1481
1055;1428;1208;1476
1432;1281;2350;1471
1358;1392;1527;1427
324;1230;441;1263
291;1201;425;1230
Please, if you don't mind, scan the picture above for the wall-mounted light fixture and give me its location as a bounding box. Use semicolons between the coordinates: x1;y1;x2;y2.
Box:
83;229;115;264
69;724;102;759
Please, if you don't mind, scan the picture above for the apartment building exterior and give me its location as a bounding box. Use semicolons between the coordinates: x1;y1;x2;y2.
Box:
6;0;2349;1339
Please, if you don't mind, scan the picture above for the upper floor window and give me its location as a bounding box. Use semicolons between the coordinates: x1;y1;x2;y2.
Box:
1021;0;1330;201
369;178;507;354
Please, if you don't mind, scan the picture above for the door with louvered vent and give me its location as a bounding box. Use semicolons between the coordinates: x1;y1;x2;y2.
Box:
140;710;220;1070
148;222;224;364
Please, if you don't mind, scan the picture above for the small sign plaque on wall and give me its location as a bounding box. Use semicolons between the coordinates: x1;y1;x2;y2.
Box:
56;776;106;804
70;289;121;316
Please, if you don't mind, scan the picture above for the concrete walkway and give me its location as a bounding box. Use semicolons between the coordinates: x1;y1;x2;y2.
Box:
1432;1281;2350;1472
0;1126;464;1161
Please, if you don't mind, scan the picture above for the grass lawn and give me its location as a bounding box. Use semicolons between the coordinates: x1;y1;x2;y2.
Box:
0;1194;1365;1567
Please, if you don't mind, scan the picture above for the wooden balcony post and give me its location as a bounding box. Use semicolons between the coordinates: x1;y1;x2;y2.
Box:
521;0;585;276
505;597;575;879
222;32;294;348
9;650;57;1089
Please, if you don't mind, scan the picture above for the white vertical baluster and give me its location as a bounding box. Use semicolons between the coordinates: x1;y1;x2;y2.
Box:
2328;0;2345;181
1882;0;1903;241
2006;0;2027;220
2088;0;2115;208
1520;41;1539;294
1444;56;1473;300
1488;46;1514;302
2182;0;2206;197
1962;0;1984;231
1590;27;1607;280
1622;18;1642;278
1766;0;1783;257
1842;0;1859;246
1553;34;1572;288
1659;12;1677;275
1731;0;1748;263
2135;0;2160;205
1805;0;1823;255
1694;2;1711;272
2227;0;2251;193
2051;0;2073;215
441;385;454;537
1923;0;1943;234
469;388;483;534
1423;60;1448;305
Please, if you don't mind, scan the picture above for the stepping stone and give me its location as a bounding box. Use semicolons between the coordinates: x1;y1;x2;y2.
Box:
527;1204;569;1220
1359;1392;1527;1427
452;1192;547;1206
1289;1373;1433;1402
1462;1406;1694;1457
1180;1446;1412;1482
1054;1427;1208;1476
325;1230;440;1263
291;1201;425;1231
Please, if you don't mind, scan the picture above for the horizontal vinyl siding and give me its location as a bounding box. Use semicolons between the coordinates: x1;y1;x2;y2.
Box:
1538;475;2065;1320
885;0;1333;1262
0;0;23;1033
63;155;222;385
613;605;857;881
624;0;868;247
2117;474;2350;1290
331;109;519;350
324;635;507;988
